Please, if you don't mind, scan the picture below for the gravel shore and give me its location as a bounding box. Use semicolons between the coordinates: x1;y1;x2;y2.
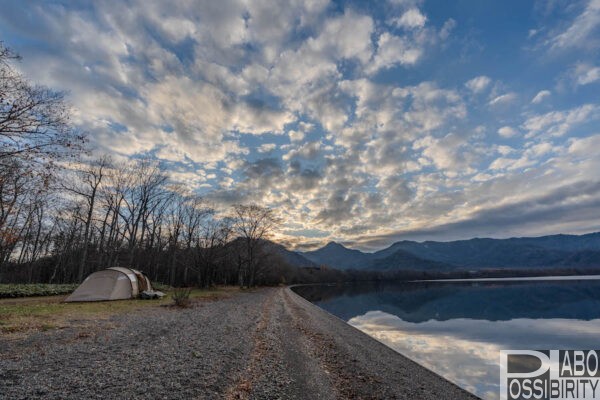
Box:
0;287;478;399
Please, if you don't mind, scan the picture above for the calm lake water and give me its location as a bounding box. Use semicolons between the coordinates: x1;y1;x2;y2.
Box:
293;276;600;400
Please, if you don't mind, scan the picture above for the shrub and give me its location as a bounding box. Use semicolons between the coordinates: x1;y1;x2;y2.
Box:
171;287;192;307
0;284;78;298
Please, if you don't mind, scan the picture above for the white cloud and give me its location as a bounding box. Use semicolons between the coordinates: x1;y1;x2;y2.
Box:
366;32;423;74
465;76;491;93
144;75;290;162
529;142;553;157
574;63;600;85
549;0;600;51
568;134;600;157
392;8;427;29
310;10;374;64
531;90;551;104
167;169;207;189
265;10;376;133
258;143;277;153
387;0;423;7
288;130;306;142
439;18;457;40
489;157;516;171
498;126;518;138
489;92;517;106
496;145;515;156
412;133;476;174
155;144;187;162
489;140;555;172
282;141;322;160
523;104;599;137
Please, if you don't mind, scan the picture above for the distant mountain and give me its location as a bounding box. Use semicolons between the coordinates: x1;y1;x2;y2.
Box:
368;249;456;271
511;232;600;252
264;241;317;268
377;239;570;268
299;232;600;272
301;241;373;270
379;233;600;269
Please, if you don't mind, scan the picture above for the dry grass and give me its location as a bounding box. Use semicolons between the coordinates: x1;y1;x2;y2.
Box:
0;286;238;338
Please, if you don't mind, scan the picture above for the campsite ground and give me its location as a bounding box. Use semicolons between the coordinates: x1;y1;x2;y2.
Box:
0;287;235;337
0;287;477;399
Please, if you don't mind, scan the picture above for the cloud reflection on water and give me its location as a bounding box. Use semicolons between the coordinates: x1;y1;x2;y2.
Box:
348;313;600;400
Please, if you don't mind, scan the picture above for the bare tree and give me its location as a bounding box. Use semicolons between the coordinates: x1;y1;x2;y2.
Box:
0;42;84;164
233;204;280;287
62;156;111;281
120;159;168;266
0;43;83;282
101;162;129;268
0;158;51;267
181;196;209;283
166;192;185;286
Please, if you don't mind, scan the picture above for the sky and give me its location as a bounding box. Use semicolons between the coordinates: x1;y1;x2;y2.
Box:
1;0;599;251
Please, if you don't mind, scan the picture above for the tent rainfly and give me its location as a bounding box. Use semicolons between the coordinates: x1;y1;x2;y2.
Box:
65;267;152;302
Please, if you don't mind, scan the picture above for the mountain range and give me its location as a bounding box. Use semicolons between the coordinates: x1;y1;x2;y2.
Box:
287;232;600;271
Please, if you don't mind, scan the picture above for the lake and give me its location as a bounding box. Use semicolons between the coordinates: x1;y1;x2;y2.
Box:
293;276;600;400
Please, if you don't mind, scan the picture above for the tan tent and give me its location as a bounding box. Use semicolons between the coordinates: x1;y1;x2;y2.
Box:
65;267;153;302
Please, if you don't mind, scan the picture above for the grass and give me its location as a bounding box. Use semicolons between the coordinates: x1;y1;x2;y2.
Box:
0;283;79;298
0;282;191;298
0;286;238;338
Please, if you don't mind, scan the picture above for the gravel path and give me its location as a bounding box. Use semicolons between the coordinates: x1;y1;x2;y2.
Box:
0;288;478;399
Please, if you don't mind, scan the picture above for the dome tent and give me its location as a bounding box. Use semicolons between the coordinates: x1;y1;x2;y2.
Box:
65;267;153;302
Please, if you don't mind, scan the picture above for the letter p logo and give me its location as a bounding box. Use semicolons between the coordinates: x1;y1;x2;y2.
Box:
500;350;551;400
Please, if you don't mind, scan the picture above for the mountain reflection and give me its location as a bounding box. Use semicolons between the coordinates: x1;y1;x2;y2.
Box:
293;279;600;322
293;278;600;400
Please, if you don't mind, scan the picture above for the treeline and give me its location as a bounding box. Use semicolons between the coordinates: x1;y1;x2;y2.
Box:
0;155;286;287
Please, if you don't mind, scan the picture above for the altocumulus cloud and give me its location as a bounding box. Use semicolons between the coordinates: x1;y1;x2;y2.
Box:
1;0;599;250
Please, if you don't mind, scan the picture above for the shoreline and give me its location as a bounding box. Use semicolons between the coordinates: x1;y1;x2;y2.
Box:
283;287;478;399
414;274;600;282
1;287;477;399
